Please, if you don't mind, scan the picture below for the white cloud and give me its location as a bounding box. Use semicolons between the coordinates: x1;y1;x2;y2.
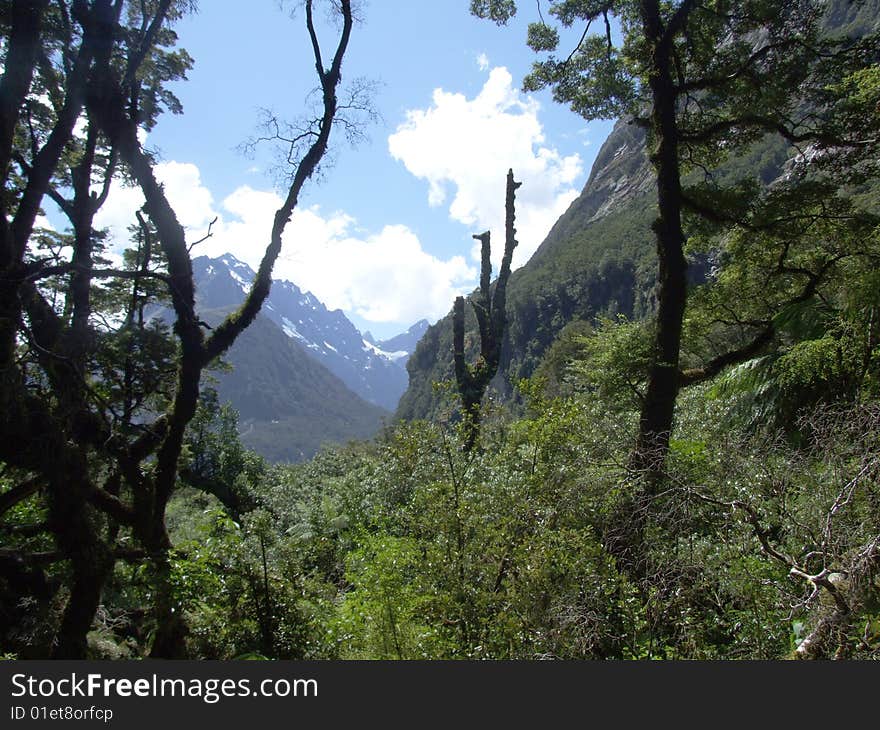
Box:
276;215;474;323
204;186;474;324
94;167;474;326
476;52;490;71
93;161;216;247
388;66;583;269
89;65;588;329
155;162;216;230
34;214;55;232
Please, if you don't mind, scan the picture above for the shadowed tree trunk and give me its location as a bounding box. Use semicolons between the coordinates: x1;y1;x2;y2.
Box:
631;0;689;482
48;451;115;659
92;0;355;657
0;0;357;659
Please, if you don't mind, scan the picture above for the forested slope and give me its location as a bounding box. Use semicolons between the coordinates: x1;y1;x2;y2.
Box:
2;0;878;665
398;119;668;420
204;312;388;462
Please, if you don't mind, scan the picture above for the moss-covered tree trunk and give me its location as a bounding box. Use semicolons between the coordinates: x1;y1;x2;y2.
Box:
632;0;688;480
0;0;356;660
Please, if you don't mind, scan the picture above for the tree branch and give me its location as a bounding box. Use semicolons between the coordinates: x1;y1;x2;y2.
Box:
0;0;49;222
0;475;44;518
202;0;354;365
680;325;774;386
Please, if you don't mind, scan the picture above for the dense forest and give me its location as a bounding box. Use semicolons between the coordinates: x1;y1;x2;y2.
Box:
1;0;879;661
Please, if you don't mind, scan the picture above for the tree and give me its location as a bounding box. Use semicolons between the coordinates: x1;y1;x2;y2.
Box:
0;0;358;658
472;0;878;476
453;168;520;450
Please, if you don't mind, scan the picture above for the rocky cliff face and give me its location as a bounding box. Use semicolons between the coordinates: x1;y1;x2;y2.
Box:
580;121;654;223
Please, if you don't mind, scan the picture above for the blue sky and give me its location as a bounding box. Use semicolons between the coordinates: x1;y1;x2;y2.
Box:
94;1;614;338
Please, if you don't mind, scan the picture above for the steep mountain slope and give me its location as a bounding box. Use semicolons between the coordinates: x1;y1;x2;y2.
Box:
397;124;794;420
203;310;388;462
397;118;661;420
193;255;409;411
398;0;880;423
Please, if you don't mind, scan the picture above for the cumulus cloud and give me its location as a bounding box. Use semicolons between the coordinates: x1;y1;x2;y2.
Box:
93;165;473;326
87;66;585;327
388;66;583;268
276;215;474;323
198;185;475;323
476;52;490;71
93;161;217;247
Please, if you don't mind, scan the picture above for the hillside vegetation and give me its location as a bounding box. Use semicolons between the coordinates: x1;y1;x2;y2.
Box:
206;312;388;463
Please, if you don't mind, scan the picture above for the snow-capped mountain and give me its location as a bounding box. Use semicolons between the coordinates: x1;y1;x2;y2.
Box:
192;254;419;411
364;320;429;367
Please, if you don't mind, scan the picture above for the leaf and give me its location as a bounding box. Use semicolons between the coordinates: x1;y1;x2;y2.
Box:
772;299;833;341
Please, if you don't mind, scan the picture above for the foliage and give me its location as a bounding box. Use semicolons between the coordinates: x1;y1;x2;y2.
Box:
213;368;877;659
206;312;387;463
7;328;874;661
3;0;879;663
530;318;592;398
568;315;653;410
0;0;359;659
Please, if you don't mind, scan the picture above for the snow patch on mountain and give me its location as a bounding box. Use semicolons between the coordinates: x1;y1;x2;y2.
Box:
362;339;407;362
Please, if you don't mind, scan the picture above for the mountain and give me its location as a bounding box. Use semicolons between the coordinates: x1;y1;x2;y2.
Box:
184;255;434;461
200;309;387;462
397;111;796;420
399;0;879;423
397;118;662;421
370;319;429;366
400;0;880;423
192;255;411;411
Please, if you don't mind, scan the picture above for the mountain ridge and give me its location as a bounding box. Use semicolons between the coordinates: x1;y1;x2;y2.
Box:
200;308;389;463
397;118;659;421
192;254;416;411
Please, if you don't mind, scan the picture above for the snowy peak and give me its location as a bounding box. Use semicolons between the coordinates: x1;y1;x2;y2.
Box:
374;319;429;365
192;254;410;411
362;338;408;363
192;254;257;309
